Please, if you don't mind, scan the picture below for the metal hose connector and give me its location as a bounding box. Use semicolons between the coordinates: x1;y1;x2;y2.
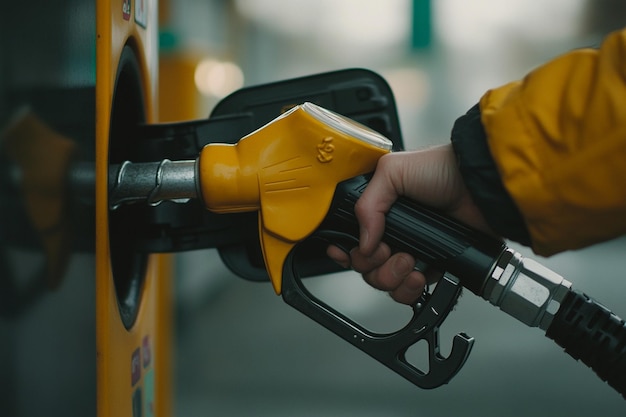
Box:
482;248;572;330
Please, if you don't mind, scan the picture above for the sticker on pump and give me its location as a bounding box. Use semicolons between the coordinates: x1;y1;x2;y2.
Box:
131;347;141;386
132;388;142;417
122;0;131;20
135;0;147;28
142;335;151;368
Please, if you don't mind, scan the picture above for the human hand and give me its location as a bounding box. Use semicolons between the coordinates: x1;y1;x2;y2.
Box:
327;144;493;304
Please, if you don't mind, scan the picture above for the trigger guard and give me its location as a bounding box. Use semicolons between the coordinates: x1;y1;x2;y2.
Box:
402;275;474;388
281;243;473;390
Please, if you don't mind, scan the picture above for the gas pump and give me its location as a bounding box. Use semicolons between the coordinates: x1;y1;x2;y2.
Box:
3;2;626;415
95;2;173;416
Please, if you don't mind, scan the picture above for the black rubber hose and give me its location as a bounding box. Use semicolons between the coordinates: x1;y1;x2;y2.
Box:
546;290;626;398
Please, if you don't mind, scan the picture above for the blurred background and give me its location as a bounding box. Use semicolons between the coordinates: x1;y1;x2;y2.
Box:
170;1;626;415
1;0;626;416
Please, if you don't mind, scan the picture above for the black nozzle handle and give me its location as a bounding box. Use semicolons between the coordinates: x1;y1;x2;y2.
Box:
321;175;507;295
546;290;626;398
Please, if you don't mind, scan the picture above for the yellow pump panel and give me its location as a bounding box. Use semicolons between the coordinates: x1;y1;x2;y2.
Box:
95;1;172;416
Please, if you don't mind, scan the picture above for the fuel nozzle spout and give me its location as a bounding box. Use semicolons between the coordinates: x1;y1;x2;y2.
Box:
107;102;391;215
108;159;198;209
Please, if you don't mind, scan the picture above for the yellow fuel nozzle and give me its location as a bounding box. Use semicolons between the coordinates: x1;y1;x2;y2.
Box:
197;102;392;294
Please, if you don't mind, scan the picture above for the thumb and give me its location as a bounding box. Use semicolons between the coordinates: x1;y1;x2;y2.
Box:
354;154;403;255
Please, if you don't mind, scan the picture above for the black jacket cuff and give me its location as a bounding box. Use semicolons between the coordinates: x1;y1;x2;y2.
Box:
450;104;532;246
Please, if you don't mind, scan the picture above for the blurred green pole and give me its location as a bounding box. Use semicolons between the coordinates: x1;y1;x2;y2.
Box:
411;0;432;50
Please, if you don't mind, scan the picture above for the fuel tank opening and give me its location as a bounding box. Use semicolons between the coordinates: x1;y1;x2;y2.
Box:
108;45;149;329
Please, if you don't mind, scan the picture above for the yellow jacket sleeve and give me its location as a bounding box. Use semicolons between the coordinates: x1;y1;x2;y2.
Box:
480;28;626;256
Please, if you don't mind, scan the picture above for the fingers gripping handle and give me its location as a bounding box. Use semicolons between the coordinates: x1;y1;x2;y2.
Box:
324;175;507;295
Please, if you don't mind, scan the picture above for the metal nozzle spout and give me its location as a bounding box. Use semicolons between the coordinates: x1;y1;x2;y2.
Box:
108;159;198;209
